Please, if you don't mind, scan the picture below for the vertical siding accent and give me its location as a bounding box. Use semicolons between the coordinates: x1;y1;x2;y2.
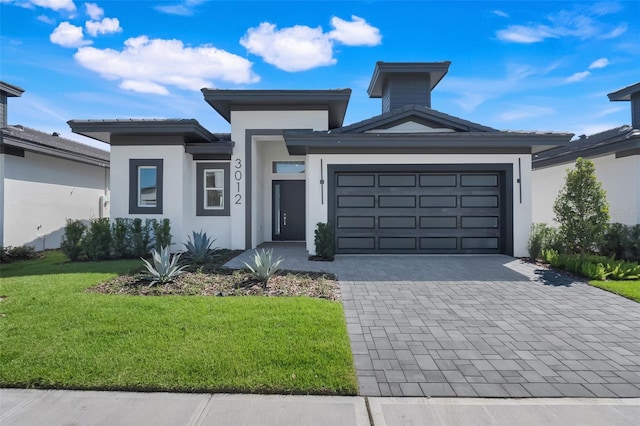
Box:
381;74;432;113
0;94;7;128
631;92;640;129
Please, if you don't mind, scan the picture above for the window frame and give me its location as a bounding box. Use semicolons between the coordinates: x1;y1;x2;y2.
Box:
129;159;163;214
196;162;230;216
203;169;225;210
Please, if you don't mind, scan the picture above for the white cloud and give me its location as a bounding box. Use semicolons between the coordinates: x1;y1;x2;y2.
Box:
241;16;381;72
328;15;381;46
496;105;554;121
565;71;591;83
155;0;204;16
50;21;91;47
28;0;75;11
492;10;509;18
85;17;121;36
84;2;102;20
74;36;259;95
240;22;335;72
496;6;627;44
37;14;56;24
592;106;624;118
588;57;609;69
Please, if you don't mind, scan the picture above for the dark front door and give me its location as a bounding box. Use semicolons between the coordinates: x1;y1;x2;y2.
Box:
273;180;305;241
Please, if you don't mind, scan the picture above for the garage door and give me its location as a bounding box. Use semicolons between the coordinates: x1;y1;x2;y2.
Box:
333;170;506;254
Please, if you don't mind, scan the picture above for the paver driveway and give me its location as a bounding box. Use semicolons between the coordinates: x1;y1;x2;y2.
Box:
226;246;640;398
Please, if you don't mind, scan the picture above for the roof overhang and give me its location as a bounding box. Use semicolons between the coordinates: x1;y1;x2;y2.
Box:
367;61;451;98
0;81;25;97
201;89;352;129
185;141;234;160
283;131;573;156
67;119;216;144
608;82;640;102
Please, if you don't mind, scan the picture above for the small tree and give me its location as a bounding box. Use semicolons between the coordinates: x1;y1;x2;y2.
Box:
553;157;609;254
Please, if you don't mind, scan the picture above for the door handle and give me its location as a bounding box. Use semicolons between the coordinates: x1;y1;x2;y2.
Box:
283;213;287;226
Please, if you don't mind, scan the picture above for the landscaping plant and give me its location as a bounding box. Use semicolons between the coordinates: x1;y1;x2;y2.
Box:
0;245;36;263
130;218;153;258
184;230;218;264
140;246;188;286
153;218;172;251
314;222;335;259
243;248;284;289
82;218;112;260
60;219;87;261
527;223;560;260
110;218;131;258
553;157;609;254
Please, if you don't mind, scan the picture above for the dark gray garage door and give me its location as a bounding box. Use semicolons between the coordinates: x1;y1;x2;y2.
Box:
333;170;506;254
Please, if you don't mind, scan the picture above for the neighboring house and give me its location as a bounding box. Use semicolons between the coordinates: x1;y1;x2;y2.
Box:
532;82;640;226
69;61;571;257
0;82;110;250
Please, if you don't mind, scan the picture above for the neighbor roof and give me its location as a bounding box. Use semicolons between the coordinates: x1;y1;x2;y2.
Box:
68;118;216;144
533;125;640;169
608;82;640;102
201;89;352;130
367;61;451;98
1;125;109;166
0;81;24;97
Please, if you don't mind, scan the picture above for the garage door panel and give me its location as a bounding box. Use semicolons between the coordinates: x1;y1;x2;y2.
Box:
334;170;505;254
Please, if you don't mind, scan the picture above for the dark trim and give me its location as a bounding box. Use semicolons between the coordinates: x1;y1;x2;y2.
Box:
1;137;108;166
185;141;234;159
616;148;640;159
129;159;163;214
327;163;513;256
202;89;351;129
0;144;25;157
367;61;451;97
244;129;284;249
0;82;24;97
68;119;215;144
110;139;184;146
608;82;640;101
196;162;230;216
191;153;232;160
306;147;531;155
533;137;640;169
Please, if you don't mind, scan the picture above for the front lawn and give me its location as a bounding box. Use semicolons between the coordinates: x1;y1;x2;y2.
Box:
589;280;640;303
0;252;357;394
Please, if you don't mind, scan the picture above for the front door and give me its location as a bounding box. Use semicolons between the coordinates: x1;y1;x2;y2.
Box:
272;180;305;241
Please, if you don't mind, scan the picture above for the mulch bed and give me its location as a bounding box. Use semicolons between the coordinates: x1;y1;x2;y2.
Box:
87;250;340;300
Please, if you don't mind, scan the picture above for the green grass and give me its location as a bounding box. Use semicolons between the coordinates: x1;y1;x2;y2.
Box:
589;280;640;303
0;252;357;394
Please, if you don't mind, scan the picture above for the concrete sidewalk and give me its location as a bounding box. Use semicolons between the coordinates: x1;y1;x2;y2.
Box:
2;389;640;426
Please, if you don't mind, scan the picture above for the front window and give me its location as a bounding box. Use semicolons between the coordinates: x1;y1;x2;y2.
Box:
138;166;157;207
273;161;305;174
204;169;224;209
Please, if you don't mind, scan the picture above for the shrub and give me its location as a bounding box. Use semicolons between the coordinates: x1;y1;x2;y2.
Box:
183;230;218;264
580;262;609;281
600;223;640;262
60;219;87;261
140;246;188;286
314;222;334;259
130;219;153;258
83;218;112;260
1;245;36;263
553;157;609;254
527;223;560;260
153;219;172;251
243;249;284;290
111;218;131;258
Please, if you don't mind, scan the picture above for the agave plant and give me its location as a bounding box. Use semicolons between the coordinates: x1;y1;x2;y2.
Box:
183;230;218;264
141;246;188;286
243;248;284;289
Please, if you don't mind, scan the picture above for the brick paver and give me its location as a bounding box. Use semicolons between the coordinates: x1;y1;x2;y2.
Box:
226;244;640;397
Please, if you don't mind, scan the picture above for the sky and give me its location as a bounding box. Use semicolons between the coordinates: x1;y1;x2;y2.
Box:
1;0;639;151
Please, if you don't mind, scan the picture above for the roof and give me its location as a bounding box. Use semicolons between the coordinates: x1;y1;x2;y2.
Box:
283;129;573;156
1;125;109;166
533;125;640;169
332;104;497;134
367;61;451;98
201;89;352;130
67;118;216;144
0;81;24;97
608;82;640;102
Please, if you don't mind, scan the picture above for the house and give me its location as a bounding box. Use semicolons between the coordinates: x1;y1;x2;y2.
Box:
532;82;640;226
68;61;572;257
0;82;110;250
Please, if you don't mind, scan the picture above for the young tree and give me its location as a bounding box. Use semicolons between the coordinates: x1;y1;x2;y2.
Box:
553;157;609;254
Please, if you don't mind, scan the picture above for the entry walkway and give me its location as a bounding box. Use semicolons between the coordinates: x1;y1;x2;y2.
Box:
3;389;640;426
227;244;640;398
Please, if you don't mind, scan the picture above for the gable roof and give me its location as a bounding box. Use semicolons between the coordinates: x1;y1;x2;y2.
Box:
332;104;497;134
1;125;109;166
532;125;640;169
201;89;352;129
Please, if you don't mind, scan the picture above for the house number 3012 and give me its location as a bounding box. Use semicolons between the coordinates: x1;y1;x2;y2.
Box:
234;158;242;205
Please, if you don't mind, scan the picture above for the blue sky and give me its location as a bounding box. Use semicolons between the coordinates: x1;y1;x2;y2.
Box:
1;0;639;150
